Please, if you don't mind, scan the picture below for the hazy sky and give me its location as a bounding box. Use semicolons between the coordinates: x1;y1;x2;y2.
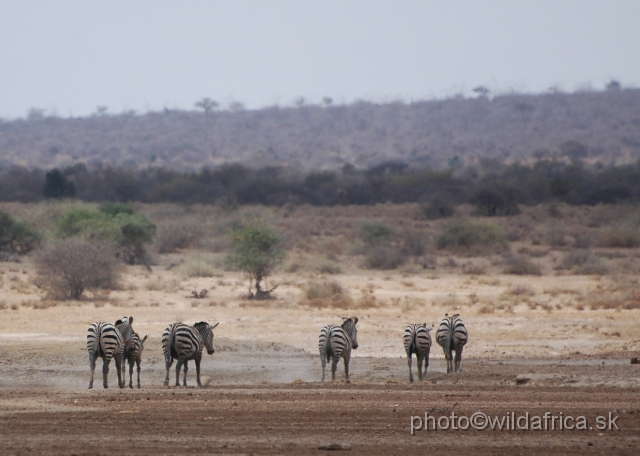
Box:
1;0;638;119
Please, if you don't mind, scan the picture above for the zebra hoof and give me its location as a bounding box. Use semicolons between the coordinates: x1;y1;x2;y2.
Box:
88;385;93;389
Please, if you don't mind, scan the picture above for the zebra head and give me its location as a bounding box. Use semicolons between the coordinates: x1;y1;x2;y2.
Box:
194;321;219;355
342;317;359;349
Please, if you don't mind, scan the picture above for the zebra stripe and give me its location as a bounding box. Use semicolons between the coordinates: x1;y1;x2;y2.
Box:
125;332;148;389
116;316;135;381
403;323;433;382
115;316;134;350
435;313;468;373
319;316;359;382
87;322;124;389
162;321;219;387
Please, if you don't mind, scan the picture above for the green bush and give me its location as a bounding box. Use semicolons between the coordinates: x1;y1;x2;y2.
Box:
225;221;285;298
361;221;394;245
0;210;40;254
436;219;508;252
56;205;156;269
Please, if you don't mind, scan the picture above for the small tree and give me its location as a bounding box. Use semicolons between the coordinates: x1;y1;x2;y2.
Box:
0;210;40;254
43;169;76;199
225;221;285;299
35;239;121;300
195;97;219;117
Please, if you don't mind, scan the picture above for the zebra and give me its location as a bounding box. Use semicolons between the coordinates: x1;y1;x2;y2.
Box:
404;323;433;382
86;322;124;389
435;313;468;373
115;316;135;380
125;332;148;389
162;321;219;387
318;317;359;383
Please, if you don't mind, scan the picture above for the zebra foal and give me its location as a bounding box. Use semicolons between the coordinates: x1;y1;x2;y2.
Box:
319;317;359;383
86;322;124;389
404;323;433;382
125;332;148;389
436;313;468;373
162;321;219;387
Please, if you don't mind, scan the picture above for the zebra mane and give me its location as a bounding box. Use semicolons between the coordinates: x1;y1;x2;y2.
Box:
115;319;123;325
194;321;208;329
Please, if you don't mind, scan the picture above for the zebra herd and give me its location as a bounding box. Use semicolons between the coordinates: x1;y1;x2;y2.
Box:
87;313;467;388
86;316;218;389
402;313;469;383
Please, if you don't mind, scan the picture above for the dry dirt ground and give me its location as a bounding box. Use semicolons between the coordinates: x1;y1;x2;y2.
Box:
1;260;639;455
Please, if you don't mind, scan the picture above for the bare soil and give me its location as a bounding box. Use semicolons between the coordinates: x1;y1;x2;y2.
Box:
1;250;640;454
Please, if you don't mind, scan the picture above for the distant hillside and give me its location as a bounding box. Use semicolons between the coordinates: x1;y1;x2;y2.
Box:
1;89;639;171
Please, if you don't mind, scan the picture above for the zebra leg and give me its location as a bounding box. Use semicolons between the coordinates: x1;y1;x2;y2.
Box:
407;352;414;383
136;358;141;389
343;352;351;383
455;347;463;373
88;351;98;389
128;358;134;389
115;353;124;389
164;355;173;387
424;347;430;380
331;355;340;382
417;354;423;382
195;354;202;387
182;360;189;387
321;354;327;382
175;355;184;387
102;355;111;389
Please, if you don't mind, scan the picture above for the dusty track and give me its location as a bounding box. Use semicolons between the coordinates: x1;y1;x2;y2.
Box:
0;382;638;455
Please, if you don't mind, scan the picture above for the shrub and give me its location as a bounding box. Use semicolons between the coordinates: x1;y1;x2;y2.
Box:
224;221;286;298
361;245;405;270
154;220;204;253
56;206;156;269
597;226;640;248
470;185;520;216
421;197;455;219
436;219;508;253
35;239;121;299
501;253;542;276
181;258;218;278
558;250;608;275
398;228;428;257
361;221;394;245
0;210;40;254
301;280;352;309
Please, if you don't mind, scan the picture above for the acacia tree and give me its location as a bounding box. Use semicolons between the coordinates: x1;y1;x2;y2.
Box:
194;97;219;117
224;221;285;299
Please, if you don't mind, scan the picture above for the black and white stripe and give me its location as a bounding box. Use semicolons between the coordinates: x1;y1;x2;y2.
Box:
125;332;148;389
319;317;359;382
115;316;134;351
435;313;468;373
86;322;124;389
403;323;433;382
162;321;219;387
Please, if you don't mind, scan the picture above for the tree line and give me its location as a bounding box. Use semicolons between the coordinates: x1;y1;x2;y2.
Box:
1;159;639;213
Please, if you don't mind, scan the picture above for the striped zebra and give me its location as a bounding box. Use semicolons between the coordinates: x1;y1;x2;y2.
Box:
404;323;433;382
318;317;359;383
435;313;468;373
115;316;135;379
125;332;148;389
86;322;124;389
162;321;219;387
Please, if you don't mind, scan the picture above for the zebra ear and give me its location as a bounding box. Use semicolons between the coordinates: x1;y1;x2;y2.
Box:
211;322;219;329
141;335;148;343
353;317;359;324
129;316;134;324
